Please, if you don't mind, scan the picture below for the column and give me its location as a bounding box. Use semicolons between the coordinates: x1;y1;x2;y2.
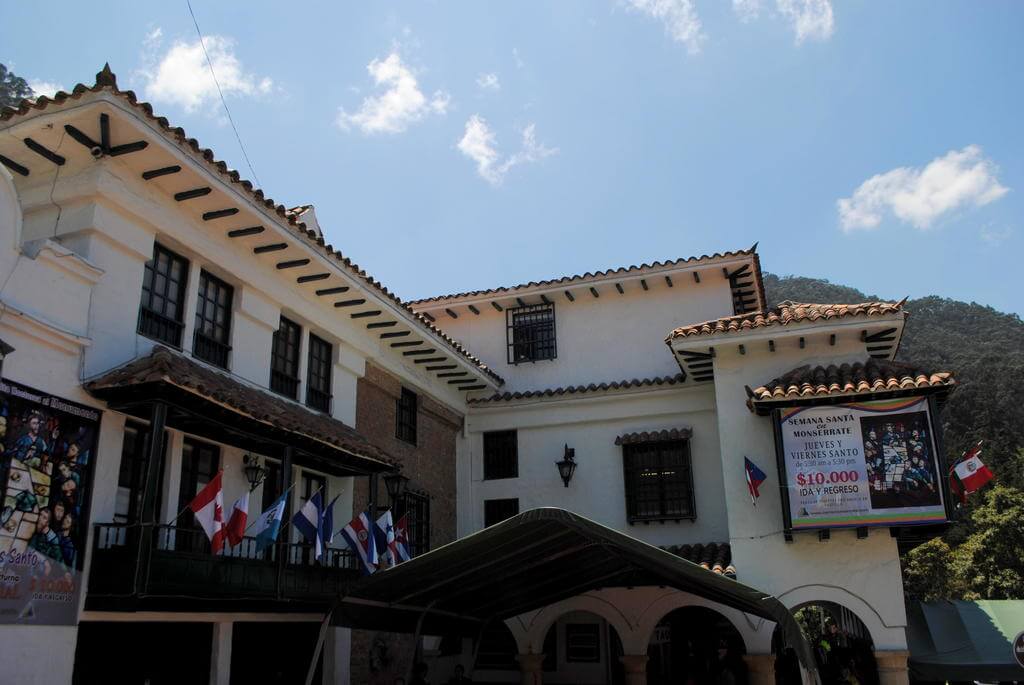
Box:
209;622;233;685
619;654;649;685
516;653;544;685
875;650;909;685
742;653;776;685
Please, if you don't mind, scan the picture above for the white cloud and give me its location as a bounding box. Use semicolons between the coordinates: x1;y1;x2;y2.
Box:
512;48;525;69
337;52;449;134
838;146;1009;232
28;80;65;97
776;0;834;43
457;115;557;186
476;72;500;92
625;0;706;55
140;32;272;113
733;0;761;22
980;225;1012;247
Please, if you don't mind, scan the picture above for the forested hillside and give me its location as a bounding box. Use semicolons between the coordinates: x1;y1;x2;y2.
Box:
763;274;1024;600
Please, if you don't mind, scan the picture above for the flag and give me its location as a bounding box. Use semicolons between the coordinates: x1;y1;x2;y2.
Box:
225;491;249;547
322;495;341;544
251;492;288;553
744;457;767;505
188;470;225;555
340;510;378;575
376;510;396;567
293;490;324;560
953;446;994;493
393;513;412;563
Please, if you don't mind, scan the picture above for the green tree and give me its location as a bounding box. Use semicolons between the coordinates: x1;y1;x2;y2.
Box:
0;64;33;109
955;485;1024;599
902;538;966;600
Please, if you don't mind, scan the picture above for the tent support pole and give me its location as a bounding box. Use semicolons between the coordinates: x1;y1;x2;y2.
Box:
404;600;437;683
305;608;333;685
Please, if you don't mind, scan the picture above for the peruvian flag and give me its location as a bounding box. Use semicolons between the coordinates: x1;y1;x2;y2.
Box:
953;443;994;494
225;491;249;548
188;471;225;554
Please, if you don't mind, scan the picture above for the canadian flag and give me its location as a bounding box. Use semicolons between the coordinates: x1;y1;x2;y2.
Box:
954;451;995;493
225;491;249;548
188;471;225;554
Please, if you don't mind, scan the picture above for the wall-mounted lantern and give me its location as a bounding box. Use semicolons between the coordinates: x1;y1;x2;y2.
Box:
555;444;577;488
384;470;410;504
242;454;267;492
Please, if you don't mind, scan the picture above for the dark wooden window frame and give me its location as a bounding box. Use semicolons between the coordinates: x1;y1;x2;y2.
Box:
395;387;418;445
565;623;601;663
270;316;302;399
306;333;333;413
138;243;190;347
483;430;518;480
622;439;696;524
192;269;234;369
396;490;430;557
484;498;520;527
506;302;557;364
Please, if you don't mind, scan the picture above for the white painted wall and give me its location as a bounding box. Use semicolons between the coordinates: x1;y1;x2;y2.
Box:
460;384;729;547
420;268;737;393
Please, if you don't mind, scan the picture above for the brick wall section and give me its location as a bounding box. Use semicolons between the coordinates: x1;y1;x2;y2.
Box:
350;361;463;684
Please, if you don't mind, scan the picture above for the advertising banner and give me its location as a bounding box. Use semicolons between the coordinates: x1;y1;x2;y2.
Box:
777;397;948;530
0;378;101;624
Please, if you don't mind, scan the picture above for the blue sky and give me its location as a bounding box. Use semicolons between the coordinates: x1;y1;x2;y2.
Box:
4;1;1022;314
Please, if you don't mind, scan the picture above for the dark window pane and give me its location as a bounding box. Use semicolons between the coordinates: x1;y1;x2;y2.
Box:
396;491;430;557
483;431;518;480
622;439;695;523
138;243;189;347
484;498;519;527
506;303;556;364
192;270;233;369
306;334;332;412
565;624;601;663
270;316;301;399
396;388;417;444
176;439;220;552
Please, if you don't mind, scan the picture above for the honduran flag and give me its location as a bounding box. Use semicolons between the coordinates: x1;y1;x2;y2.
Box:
340;510;378;575
188;470;225;555
393;513;412;563
225;491;249;548
744;457;767;505
293;490;325;560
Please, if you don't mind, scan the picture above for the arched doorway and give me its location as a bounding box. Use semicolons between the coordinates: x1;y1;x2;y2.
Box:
646;606;747;684
772;601;878;685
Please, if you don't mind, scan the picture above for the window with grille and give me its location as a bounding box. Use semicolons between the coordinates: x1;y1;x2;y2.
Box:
622;439;695;523
395;387;417;444
306;334;332;413
506;303;556;364
138;243;189;347
565;624;601;663
484;498;519;527
397;491;430;557
483;430;518;480
192;270;233;368
270;316;301;399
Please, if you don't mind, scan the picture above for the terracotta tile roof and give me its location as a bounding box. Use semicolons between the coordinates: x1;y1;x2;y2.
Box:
662;542;736;579
409;246;760;306
615;427;692;445
667;300;908;342
747;359;955;408
84;346;394;468
466;374;685;405
0;65;502;388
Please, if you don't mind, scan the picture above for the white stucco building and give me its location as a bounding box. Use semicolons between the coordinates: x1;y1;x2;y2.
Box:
0;66;957;685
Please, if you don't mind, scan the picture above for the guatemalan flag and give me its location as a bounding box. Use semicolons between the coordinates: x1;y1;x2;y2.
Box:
251;492;288;553
340;510;378;575
293;490;325;560
744;457;767;505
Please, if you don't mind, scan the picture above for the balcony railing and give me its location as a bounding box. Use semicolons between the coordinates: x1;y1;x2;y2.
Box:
270;369;300;399
138;308;185;348
192;331;231;369
88;522;358;609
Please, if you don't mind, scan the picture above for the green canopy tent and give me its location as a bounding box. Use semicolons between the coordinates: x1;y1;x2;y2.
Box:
907;600;1024;682
333;507;818;675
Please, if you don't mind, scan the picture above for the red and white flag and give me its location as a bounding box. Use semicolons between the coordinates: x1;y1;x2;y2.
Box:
953;445;994;493
225;491;249;548
188;470;225;554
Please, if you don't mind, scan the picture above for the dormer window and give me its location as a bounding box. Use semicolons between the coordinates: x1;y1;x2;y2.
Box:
138;243;189;348
506;302;556;364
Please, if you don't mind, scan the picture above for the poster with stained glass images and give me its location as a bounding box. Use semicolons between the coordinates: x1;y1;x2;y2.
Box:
0;378;101;625
776;397;949;530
